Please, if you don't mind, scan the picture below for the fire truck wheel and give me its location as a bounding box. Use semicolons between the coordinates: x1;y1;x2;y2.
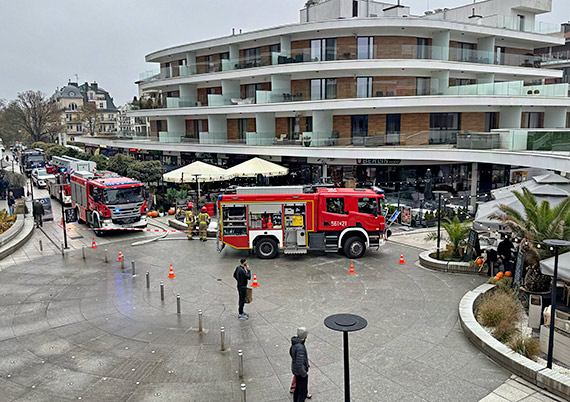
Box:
255;238;278;259
344;236;366;259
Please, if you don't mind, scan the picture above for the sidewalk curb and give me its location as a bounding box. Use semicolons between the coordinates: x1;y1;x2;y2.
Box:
459;284;570;399
0;210;34;261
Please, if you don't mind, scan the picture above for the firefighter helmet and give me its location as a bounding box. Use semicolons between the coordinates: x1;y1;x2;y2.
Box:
201;206;207;213
187;202;193;209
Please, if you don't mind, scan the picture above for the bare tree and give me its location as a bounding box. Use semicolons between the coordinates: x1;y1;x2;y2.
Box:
4;91;63;143
77;102;101;136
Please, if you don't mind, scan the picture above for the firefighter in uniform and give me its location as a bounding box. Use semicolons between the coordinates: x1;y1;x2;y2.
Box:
184;202;195;240
197;206;210;241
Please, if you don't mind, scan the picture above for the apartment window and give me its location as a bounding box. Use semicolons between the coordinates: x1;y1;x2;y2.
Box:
220;52;229;61
69;102;77;111
244;47;261;66
417;38;430;59
77;124;82;132
89;92;93;100
66;113;72;121
356;77;373;98
485;112;498;132
99;102;104;108
238;118;248;140
351;115;368;138
270;44;281;53
207;55;216;72
386;114;401;145
457;79;471;86
523;112;542;128
311;39;337;62
245;83;262;99
517;14;525;31
305;116;313;132
457;42;475;62
357;37;374;59
429;113;460;144
108;114;114;119
352;0;358;17
311;79;337;100
416;77;430;96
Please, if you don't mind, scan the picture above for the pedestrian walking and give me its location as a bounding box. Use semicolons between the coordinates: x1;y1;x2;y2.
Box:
197;206;210;241
497;234;514;273
32;200;44;228
233;258;251;320
290;327;310;402
185;202;195;240
7;191;15;216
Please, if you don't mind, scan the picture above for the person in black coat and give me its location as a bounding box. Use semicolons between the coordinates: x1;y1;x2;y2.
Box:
290;327;310;402
497;235;514;272
32;200;44;228
233;258;251;320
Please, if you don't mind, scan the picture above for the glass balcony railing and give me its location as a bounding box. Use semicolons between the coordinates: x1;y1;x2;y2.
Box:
526;131;570;151
444;81;568;97
138;69;161;83
496;15;562;35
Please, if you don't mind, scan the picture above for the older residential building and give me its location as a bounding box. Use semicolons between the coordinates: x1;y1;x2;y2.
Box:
51;83;85;141
81;0;570;195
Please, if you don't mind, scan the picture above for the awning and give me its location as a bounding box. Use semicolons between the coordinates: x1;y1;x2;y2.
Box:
163;161;231;183
541;251;570;281
227;157;288;178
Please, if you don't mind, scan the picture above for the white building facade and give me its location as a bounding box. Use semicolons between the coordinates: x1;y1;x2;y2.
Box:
81;0;570;192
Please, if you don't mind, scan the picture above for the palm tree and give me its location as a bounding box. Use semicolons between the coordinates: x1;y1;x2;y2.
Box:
426;216;472;259
491;187;570;261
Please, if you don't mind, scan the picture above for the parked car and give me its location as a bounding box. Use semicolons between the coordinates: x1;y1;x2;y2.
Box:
31;168;55;189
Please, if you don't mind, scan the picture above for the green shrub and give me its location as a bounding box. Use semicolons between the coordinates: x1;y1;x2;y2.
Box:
477;289;521;328
509;336;540;360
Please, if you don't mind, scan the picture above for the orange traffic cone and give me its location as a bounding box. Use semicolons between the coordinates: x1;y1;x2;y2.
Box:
91;237;97;249
117;251;122;262
168;264;176;278
398;253;406;265
251;274;260;287
348;261;356;274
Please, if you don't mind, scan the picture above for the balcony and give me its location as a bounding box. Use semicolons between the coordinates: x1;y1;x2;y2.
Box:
496;15;562;35
443;81;568;97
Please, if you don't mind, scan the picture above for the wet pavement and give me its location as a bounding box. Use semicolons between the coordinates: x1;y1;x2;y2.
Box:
0;234;520;402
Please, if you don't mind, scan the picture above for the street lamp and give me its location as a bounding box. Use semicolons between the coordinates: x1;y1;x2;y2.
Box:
433;190;447;260
543;239;570;369
192;174;202;208
324;314;367;402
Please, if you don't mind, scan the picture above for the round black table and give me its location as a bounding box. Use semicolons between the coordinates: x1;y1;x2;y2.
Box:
324;314;367;401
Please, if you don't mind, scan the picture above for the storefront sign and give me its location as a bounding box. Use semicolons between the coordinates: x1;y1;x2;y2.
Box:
356;159;401;165
401;207;411;226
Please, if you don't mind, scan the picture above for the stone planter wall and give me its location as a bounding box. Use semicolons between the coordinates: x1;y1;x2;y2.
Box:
419;250;481;274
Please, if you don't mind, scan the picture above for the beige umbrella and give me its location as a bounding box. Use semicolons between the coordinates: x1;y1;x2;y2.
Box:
163;161;231;183
227;157;288;178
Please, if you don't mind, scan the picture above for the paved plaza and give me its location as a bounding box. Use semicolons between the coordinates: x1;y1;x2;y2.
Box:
0;234;522;402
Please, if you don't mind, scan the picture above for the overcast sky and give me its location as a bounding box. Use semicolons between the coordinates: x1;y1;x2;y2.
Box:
0;0;567;106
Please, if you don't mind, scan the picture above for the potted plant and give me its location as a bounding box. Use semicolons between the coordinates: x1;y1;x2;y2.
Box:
302;134;312;147
158;206;165;217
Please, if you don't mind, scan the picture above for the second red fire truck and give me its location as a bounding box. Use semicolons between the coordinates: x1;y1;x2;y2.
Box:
217;187;388;259
70;170;148;235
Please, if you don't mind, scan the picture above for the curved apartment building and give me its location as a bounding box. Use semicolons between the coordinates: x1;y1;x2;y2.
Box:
82;0;570;192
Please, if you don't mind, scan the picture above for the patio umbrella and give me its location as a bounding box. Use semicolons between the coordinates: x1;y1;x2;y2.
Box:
541;251;570;281
163;161;231;183
227;157;288;178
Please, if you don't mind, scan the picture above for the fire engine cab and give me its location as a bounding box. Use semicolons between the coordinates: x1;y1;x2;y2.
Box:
70;171;147;235
217;187;387;259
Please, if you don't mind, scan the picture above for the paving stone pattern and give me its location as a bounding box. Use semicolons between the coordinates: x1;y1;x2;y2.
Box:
0;235;519;402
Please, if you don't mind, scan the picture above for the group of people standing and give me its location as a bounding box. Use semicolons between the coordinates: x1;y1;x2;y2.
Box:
183;202;211;241
233;258;312;401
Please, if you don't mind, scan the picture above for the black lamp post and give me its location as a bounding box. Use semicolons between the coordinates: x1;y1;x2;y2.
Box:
433;191;447;260
324;313;367;402
543;239;570;369
60;175;68;249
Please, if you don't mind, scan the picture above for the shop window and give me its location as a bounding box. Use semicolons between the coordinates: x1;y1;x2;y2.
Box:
326;198;345;214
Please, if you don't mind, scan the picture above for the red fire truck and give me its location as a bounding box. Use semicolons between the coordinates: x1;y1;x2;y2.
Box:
217;187;387;259
47;156;97;205
70;170;148;235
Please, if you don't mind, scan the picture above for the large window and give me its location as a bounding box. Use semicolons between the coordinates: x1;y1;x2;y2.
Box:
415;77;430;96
358;198;378;215
244;47;261;67
245;83;262;100
357;37;374;59
485;112;499;132
517;14;525;31
351;115;368;138
356;77;373;98
311;39;337;62
429;113;460;144
523;112;542;128
238;118;248;140
495;46;505;65
386;114;401;145
417;38;430;59
457;42;475;62
352;0;358;17
310;79;337;100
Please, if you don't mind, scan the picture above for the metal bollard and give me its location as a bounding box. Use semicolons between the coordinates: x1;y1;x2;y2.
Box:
61;242;65;256
146;272;150;289
198;310;203;332
160;281;164;301
176;295;181;314
220;327;225;351
39;239;43;251
82;245;86;259
241;383;246;402
131;261;136;277
121;255;125;270
238;350;244;378
104;249;108;263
